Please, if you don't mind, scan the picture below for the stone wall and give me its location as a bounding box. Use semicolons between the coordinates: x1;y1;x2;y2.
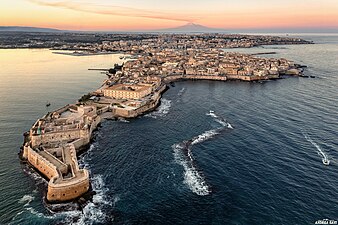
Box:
46;169;89;202
24;145;90;202
25;146;59;180
30;129;83;147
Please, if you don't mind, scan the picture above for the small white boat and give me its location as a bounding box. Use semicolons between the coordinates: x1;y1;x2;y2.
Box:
209;110;215;113
322;158;330;166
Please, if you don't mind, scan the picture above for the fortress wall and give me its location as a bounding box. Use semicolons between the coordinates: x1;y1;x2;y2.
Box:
97;106;110;115
89;116;101;136
30;129;83;147
53;104;71;115
45;148;63;158
26;146;59;180
46;170;90;202
71;138;89;150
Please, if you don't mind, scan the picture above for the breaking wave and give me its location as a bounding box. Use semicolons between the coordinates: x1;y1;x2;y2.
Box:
304;133;330;165
19;195;35;207
117;117;129;123
146;98;172;118
61;175;112;225
173;111;233;196
62;144;113;224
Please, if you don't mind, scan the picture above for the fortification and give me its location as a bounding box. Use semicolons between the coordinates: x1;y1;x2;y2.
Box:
22;104;100;202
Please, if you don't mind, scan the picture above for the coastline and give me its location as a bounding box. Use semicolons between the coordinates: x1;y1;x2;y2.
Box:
19;34;311;210
20;63;307;206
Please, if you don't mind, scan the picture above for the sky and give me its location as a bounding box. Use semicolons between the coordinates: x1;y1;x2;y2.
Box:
0;0;338;31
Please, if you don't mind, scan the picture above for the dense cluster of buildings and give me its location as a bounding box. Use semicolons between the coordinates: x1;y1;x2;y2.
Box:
119;49;296;80
95;34;309;54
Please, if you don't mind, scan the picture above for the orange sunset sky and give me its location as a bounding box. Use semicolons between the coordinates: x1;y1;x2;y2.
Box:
1;0;338;31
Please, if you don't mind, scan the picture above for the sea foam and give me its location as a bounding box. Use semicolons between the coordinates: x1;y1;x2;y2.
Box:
172;143;210;196
146;98;172;118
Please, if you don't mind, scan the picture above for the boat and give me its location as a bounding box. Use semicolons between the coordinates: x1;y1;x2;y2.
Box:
46;102;51;107
209;110;215;113
322;158;330;166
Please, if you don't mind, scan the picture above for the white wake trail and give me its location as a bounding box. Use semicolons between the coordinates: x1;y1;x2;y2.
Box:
304;133;330;165
206;111;234;129
172;111;234;196
172;143;211;196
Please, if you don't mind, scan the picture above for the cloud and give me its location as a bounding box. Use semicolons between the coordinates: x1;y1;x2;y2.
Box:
27;0;200;22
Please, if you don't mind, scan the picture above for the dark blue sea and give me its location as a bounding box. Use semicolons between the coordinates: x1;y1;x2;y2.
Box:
0;34;337;225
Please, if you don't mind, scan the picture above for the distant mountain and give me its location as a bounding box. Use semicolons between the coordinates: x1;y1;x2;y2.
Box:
0;26;61;32
154;23;226;33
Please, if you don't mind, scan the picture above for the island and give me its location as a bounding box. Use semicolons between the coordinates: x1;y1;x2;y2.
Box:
19;33;311;206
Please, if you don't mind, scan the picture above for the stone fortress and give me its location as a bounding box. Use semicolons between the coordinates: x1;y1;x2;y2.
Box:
22;105;101;202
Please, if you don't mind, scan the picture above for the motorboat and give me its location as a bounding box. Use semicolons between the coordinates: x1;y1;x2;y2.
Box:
322;158;330;166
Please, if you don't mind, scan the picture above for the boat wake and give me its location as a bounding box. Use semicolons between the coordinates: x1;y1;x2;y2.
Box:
176;87;186;102
172;111;233;196
206;111;234;129
303;133;330;166
172;143;210;196
146;98;172;119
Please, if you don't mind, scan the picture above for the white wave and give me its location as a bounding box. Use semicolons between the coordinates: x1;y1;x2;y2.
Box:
191;129;219;145
178;87;186;95
206;111;218;118
304;133;330;165
172;143;210;196
78;143;96;169
117;118;129;123
146;98;172;118
19;195;35;207
24;167;48;185
49;174;112;225
25;175;111;224
215;118;227;127
207;111;234;129
176;88;186;102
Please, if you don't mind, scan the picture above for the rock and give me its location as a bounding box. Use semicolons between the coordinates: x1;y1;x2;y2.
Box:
78;197;86;205
285;69;300;75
